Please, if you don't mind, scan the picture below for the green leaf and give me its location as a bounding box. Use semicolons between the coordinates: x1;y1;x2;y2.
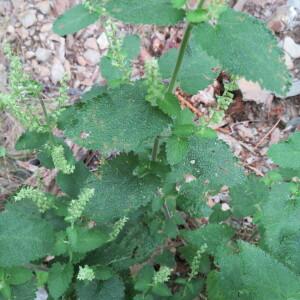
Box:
66;226;109;253
230;176;269;217
194;8;291;96
207;242;300;300
98;276;125;299
0;147;6;158
15;131;51;151
157;93;181;118
166;136;188;165
85;153;159;223
105;0;184;25
0;201;55;267
6;267;32;285
60;81;170;155
100;57;124;87
159;37;219;94
257;183;300;274
187;9;208;23
48;263;73;299
53;4;100;36
86;218;159;271
123;35;141;60
170;136;245;212
181;224;234;255
76;277;125;300
268;132;300;169
135;266;154;292
4;280;36;300
56;161;90;198
171;0;186;9
152;283;172;297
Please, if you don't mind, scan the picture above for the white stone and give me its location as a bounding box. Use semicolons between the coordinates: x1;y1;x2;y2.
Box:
36;48;51;62
25;51;35;59
287;80;300;97
284;52;294;70
19;10;37;28
84;37;98;50
283;36;300;59
51;61;65;83
36;1;50;14
97;32;109;50
83;49;100;65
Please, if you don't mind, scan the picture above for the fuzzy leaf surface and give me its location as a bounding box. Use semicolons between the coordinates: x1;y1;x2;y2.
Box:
207;242;300;300
60;82;170;155
170;136;245;212
181;224;234;255
268;132;300;169
257;183;300;274
230;176;269;217
48;263;73;299
105;0;184;25
194;8;291;95
85;154;159;223
53;4;100;36
76;277;124;300
0;202;55;267
159;38;219;94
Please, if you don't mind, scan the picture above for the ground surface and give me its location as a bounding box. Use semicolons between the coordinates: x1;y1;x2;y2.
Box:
0;0;300;199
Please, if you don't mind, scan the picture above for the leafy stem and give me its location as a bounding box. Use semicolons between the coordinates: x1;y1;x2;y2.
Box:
167;23;193;94
151;136;160;161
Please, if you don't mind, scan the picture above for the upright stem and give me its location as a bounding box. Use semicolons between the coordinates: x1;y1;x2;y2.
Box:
151;136;160;161
167;23;193;94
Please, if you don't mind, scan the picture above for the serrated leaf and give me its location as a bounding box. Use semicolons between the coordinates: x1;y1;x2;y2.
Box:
0;202;55;267
98;276;125;299
157;93;181;118
76;277;124;300
86;218;159;271
56;161;90;198
0;280;37;300
15;131;51;151
100;56;124;87
172;0;186;9
257;183;300;274
123;35;141;60
84;154;159;223
66;226;109;253
166;136;188;165
53;4;100;36
105;0;184;25
207;242;300;300
6;267;33;285
268;132;300;169
60;81;170;155
230;176;269;217
181;224;234;255
170;136;245;205
159;37;219;94
194;8;291;96
48;263;73;299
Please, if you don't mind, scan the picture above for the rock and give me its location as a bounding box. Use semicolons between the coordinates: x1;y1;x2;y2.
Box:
51;60;65;83
77;55;87;66
283;36;300;59
40;23;52;33
284;52;294;70
238;78;273;104
97;32;109;51
25;51;35;59
19;10;37;28
83;49;100;65
84;37;98;50
16;27;29;39
36;1;50;14
36;48;51;62
286;79;300;97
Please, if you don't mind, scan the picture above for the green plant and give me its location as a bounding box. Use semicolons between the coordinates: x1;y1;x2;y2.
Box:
1;0;299;299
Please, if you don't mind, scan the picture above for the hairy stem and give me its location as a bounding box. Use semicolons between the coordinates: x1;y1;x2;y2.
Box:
167;23;193;94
